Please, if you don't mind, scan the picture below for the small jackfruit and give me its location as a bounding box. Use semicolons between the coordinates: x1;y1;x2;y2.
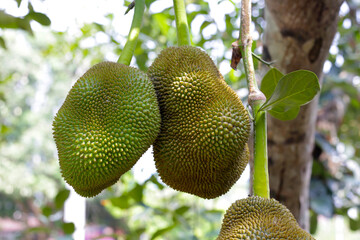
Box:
53;62;161;197
148;46;250;199
217;196;315;240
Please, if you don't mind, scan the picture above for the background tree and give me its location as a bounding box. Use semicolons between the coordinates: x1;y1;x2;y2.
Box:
262;0;344;230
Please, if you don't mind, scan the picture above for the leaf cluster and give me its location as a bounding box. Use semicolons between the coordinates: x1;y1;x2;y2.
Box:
0;0;51;49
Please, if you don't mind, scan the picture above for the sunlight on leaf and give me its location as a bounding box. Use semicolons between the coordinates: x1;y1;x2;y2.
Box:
260;67;284;99
259;70;320;120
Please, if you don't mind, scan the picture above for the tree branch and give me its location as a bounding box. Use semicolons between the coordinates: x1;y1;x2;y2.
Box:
238;0;269;198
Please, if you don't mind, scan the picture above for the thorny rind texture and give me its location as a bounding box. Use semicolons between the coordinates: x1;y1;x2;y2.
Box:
148;46;250;199
53;62;161;197
217;196;316;239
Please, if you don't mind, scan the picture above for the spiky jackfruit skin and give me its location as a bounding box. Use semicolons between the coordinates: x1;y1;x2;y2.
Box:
53;62;161;197
148;46;250;199
217;196;316;240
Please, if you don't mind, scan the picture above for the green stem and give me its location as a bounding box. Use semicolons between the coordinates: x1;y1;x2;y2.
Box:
173;0;191;46
252;108;269;198
118;0;145;65
239;0;269;198
252;52;274;67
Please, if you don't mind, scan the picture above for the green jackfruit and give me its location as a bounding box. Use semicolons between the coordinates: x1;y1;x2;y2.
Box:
53;62;161;197
217;196;316;240
148;46;250;199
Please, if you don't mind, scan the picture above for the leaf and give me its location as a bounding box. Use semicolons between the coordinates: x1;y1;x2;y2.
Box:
349;217;360;231
153;13;170;36
200;20;212;33
55;189;70;209
128;227;146;239
41;206;52;218
151;225;176;240
259;70;320;116
26;227;50;234
109;195;130;209
148;175;164;190
268;106;300;121
175;206;190;215
27;12;51;26
261;68;302;120
260;68;284;99
15;0;22;7
62;222;75;235
27;2;34;12
94;23;105;32
309;211;318;234
128;183;143;203
0;36;6;49
0;11;33;34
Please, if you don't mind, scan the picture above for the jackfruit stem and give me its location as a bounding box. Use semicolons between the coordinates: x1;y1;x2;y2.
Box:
253;107;270;198
173;0;191;46
240;0;269;198
118;0;145;65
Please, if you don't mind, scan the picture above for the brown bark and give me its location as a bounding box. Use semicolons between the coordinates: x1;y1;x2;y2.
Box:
262;0;344;230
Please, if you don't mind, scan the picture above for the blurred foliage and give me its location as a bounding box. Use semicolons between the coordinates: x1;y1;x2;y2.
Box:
95;173;223;239
0;0;51;48
0;188;74;239
0;0;359;239
309;0;360;235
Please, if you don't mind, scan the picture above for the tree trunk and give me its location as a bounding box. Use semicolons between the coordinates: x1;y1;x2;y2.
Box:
262;0;344;230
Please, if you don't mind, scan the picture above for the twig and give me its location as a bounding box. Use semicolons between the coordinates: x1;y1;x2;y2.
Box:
238;0;269;198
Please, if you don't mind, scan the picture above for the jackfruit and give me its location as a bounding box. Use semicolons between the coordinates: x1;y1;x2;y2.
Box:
53;62;161;197
148;46;250;199
217;196;315;239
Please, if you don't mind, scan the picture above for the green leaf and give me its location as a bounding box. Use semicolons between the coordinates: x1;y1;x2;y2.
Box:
128;227;146;239
148;175;164;190
109;195;130;209
0;11;33;34
0;36;6;49
259;70;320;115
128;183;143;203
153;13;170;36
55;189;70;209
15;0;22;7
27;2;34;12
41;206;52;218
200;20;212;33
62;222;75;235
309;211;318;234
175;206;190;215
349;217;360;231
260;68;284;99
151;225;176;240
26;227;50;234
268;106;300;121
27;12;51;26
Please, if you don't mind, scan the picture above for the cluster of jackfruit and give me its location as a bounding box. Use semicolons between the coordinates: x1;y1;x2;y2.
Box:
53;45;314;239
53;62;160;197
217;196;315;240
148;46;250;198
53;46;250;199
